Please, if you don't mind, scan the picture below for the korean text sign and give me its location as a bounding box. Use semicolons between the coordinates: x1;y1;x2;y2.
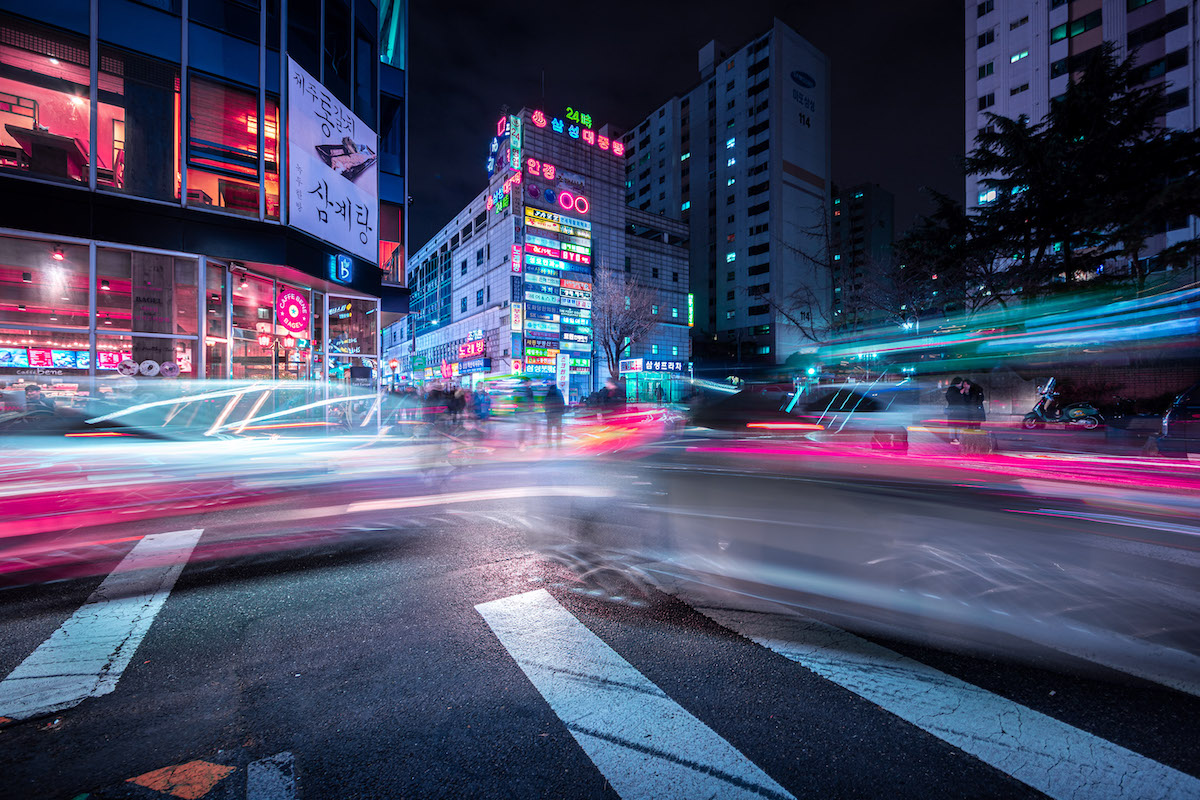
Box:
287;57;379;263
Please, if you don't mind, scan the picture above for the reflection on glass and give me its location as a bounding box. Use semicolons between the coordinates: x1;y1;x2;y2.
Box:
186;77;278;217
96;249;198;335
0;15;91;184
230;271;274;380
95;334;195;377
97;45;180;200
0;235;90;328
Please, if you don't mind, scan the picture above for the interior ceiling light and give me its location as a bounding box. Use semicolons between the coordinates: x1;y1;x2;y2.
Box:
51;246;65;261
101;279;110;290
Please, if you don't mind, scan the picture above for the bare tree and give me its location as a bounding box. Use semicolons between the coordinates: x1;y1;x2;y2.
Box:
591;268;659;381
759;200;836;344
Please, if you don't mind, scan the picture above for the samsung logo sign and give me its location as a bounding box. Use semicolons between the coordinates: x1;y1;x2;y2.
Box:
790;71;816;89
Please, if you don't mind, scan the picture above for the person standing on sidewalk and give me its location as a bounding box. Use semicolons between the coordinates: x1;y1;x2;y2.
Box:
945;377;967;445
544;382;566;447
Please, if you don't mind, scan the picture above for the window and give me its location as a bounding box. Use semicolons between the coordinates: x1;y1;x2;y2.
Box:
460;297;467;313
651;345;658;355
747;140;768;156
672;272;679;282
1011;83;1029;96
726;137;736;149
977;0;994;16
1052;10;1102;43
748;263;769;276
748;201;769;216
672;346;679;356
726;310;735;319
1128;9;1186;49
671;308;678;318
978;93;996;111
978;30;995;49
747;181;769;196
727;157;737;167
681;152;690;161
978;188;998;204
726;252;736;262
727;271;735;280
652;268;659;278
1011;50;1029;63
187;76;279;218
1127;0;1156;10
726;80;735;91
681;200;691;211
726;194;735;205
652;305;659;315
748;304;769;316
756;345;770;355
461;260;467;275
1166;88;1188;111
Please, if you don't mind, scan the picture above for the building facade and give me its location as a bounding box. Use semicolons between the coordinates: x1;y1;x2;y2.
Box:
622;18;831;367
966;0;1200;257
385;106;689;402
0;0;406;401
831;182;895;332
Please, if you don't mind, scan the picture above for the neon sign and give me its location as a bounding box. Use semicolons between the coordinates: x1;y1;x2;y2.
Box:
510;244;522;274
561;279;592;292
509;114;522;171
561;250;590;265
529;109;623;158
511;303;523;331
459;339;486;359
525;206;591;231
525;254;568;270
526;243;562;258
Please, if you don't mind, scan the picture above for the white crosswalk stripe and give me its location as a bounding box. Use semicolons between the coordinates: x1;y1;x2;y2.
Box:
654;577;1200;800
477;589;795;800
0;529;202;721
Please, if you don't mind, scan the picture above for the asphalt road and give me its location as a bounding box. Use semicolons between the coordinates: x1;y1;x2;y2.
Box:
1;448;1199;800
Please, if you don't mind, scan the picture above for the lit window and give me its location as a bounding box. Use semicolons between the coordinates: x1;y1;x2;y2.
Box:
681;201;691;211
854;192;864;199
672;346;679;355
727;177;736;186
671;308;678;317
726;252;736;262
834;254;841;261
651;345;659;354
681;152;690;161
726;137;736;149
978;188;998;204
1010;50;1029;63
652;305;659;314
727;157;736;167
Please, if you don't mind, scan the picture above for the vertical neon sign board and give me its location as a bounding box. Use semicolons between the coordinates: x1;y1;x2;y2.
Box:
687;293;695;327
509;115;522;171
510;244;522;274
511;303;524;332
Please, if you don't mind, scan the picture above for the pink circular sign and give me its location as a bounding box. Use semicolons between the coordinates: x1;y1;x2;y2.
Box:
276;289;310;334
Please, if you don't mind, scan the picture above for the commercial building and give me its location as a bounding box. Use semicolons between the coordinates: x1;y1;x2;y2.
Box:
966;0;1200;259
0;0;406;401
387;106;689;402
831;182;895;332
622;18;831;367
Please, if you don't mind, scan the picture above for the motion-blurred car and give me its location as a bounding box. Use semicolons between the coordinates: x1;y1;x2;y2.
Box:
1158;382;1200;459
693;381;922;451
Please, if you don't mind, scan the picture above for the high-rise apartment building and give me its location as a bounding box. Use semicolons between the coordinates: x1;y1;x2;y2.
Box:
388;107;689;401
0;0;407;394
831;183;895;332
622;18;831;366
966;0;1200;255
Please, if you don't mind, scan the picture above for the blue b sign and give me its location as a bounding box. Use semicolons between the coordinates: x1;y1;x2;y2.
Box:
329;254;354;284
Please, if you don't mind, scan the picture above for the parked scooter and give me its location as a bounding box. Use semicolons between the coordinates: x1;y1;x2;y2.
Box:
1022;378;1104;430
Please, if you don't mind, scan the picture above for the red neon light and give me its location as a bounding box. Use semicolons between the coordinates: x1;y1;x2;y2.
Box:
525;243;562;258
526;157;541;176
612;141;625;157
511;171;522;185
459;339;486;359
532;110;547;128
557;190;574;210
561;279;592;291
487;195;494;210
598;135;610;150
746;422;825;431
574;196;590;214
582;129;595;145
543;164;556;180
496;116;507;136
65;431;127;437
257;334;272;347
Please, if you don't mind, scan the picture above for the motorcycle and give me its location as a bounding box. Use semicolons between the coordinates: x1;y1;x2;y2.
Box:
1022;378;1104;430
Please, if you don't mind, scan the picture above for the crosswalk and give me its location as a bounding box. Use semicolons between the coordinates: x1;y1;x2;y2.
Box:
1;519;1197;800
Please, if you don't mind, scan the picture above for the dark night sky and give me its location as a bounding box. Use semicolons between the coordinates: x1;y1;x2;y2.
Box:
408;1;964;248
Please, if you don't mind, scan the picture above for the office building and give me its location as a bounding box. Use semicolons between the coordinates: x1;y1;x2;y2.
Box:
831;182;894;331
622;18;831;366
967;0;1199;257
0;0;406;398
388;106;689;402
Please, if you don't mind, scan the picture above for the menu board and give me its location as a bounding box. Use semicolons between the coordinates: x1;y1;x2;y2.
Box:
27;349;52;368
97;352;131;370
51;350;78;368
0;348;29;368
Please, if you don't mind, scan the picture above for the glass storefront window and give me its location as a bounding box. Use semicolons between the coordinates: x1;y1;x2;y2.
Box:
0;235;89;328
0;326;91;386
186;76;278;217
96;248;198;335
205;261;227;378
97;45;180;201
327;296;378;389
96;334;196;378
0;14;90;185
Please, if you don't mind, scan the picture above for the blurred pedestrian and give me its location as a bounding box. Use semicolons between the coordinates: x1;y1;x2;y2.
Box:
945;377;967;444
654;384;665;406
24;384;55;413
964;379;986;427
514;377;535;448
544;382;566;447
